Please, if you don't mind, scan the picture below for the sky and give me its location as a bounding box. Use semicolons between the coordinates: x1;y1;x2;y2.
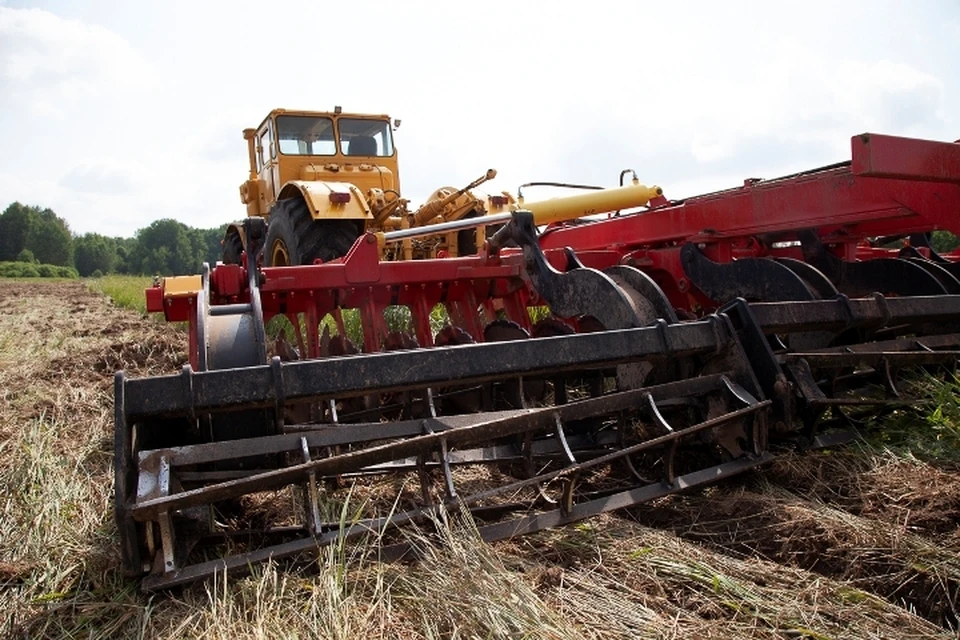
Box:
0;0;958;238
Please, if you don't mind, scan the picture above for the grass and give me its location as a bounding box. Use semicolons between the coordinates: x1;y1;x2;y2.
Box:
862;371;960;465
87;275;154;315
4;278;960;638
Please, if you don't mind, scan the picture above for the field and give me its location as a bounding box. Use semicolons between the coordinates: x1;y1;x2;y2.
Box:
2;278;960;639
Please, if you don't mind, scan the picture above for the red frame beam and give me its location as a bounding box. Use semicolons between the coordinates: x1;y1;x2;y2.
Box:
852;133;960;184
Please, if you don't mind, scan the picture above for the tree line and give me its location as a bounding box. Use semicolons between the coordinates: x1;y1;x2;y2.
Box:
0;202;228;277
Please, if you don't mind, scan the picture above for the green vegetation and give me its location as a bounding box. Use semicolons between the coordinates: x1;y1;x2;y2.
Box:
931;230;960;254
0;203;73;267
88;275;154;314
0;201;227;279
864;371;960;464
0;261;78;278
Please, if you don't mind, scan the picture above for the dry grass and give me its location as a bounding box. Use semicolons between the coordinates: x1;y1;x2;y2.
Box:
632;450;960;629
2;280;959;639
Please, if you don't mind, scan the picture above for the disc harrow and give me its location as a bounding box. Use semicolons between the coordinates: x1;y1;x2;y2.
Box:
117;131;960;590
120;232;960;590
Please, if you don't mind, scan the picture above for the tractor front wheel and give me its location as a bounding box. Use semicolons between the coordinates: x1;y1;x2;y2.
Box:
264;197;361;266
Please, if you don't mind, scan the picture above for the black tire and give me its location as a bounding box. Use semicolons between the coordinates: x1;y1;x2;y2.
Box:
222;228;244;264
456;210;497;256
264;197;361;266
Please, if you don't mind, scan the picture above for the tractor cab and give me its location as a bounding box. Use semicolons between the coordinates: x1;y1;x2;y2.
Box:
275;114;394;158
239;108;400;218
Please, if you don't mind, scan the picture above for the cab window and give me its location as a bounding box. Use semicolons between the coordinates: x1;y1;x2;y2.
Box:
258;128;271;168
339;118;394;157
276;115;336;155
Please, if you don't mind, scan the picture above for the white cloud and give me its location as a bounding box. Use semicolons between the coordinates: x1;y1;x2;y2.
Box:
59;158;147;195
0;7;152;114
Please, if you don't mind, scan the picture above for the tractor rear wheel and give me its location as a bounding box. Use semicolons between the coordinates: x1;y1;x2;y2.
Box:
264;197;361;266
221;228;244;265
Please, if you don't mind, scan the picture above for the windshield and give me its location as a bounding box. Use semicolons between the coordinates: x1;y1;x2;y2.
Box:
339;118;394;157
276;115;336;155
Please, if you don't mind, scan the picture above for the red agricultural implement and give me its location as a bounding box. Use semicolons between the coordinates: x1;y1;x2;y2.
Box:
116;132;960;589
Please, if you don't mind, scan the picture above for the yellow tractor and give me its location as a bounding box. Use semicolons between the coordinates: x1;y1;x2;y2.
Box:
226;107;512;265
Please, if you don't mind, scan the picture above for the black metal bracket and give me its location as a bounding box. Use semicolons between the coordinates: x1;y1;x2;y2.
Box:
681;243;816;303
490;211;646;330
798;229;948;297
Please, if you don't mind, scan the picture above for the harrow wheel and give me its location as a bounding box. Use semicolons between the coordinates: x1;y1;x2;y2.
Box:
265;196;360;266
195;262;275;444
116;260;279;577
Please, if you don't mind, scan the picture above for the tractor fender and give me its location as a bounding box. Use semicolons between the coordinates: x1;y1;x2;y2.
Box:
277;181;372;221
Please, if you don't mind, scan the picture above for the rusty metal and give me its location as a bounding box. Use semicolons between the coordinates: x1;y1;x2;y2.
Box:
139;375;771;590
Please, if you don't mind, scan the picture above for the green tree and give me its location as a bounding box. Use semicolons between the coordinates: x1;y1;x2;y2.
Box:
0;202;39;261
28;208;73;266
2;201;231;276
113;236;138;273
200;225;229;266
0;202;73;266
74;233;118;277
16;248;37;263
134;219;201;275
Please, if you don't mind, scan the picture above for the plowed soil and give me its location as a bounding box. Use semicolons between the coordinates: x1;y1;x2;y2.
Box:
2;280;959;639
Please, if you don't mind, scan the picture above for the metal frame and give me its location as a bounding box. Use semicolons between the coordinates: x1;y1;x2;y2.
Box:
121;131;960;591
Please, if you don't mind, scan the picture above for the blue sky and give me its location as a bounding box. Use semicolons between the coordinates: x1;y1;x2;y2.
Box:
1;0;958;237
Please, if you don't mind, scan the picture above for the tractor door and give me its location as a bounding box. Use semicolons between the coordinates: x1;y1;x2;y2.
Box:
256;121;277;208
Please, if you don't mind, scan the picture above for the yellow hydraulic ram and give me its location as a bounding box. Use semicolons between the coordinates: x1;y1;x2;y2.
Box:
376;178;663;247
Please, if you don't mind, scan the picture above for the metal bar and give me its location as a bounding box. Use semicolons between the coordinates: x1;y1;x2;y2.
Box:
783;333;960;354
349;431;622;474
807;397;915;407
139;401;770;590
472;453;775;542
143;409;533;467
382;212;513;242
749;296;960;333
209;303;252;316
139;374;728;472
301;437;322;534
122;319;727;419
132;386;769;522
851;133;960;184
122;296;960;422
784;351;960;367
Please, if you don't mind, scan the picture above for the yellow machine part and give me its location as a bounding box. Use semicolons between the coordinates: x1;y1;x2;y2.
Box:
161;275;202;298
239;178;268;217
372;180;664;251
521;181;663;226
279;180;372;221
